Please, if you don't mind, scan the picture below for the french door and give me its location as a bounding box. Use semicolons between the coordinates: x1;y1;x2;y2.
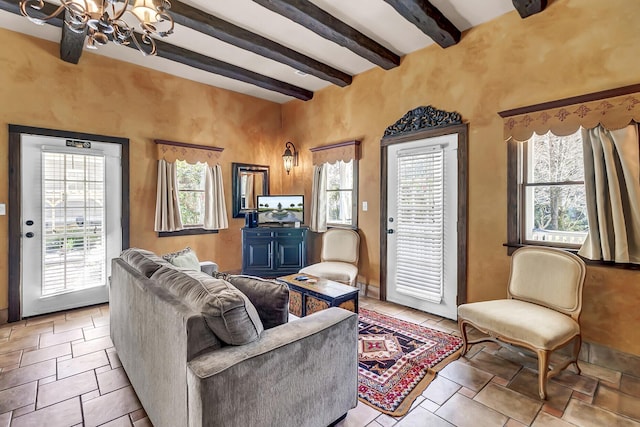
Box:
20;134;123;317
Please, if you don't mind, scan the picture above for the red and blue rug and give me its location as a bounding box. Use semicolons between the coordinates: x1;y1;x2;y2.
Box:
358;308;462;416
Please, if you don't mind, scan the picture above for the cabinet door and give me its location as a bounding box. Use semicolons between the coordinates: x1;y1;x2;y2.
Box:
275;239;304;269
245;238;273;270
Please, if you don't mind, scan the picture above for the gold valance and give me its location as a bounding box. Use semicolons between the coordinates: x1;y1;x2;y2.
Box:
155;139;223;167
500;86;640;141
310;140;360;165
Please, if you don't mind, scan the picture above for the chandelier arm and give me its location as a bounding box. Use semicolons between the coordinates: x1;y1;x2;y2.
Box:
109;0;128;22
128;32;157;57
155;11;174;37
20;0;67;24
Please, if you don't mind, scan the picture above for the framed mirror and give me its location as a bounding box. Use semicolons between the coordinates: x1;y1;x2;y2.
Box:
232;163;270;218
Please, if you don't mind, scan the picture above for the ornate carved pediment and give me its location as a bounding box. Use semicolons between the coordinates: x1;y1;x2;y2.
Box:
384;105;462;137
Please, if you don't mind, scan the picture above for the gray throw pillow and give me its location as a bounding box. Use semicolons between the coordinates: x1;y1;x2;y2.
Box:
152;266;264;345
120;248;172;278
162;247;201;270
219;274;290;329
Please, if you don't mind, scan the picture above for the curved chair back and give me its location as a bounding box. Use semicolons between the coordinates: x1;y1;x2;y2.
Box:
508;246;586;321
321;228;360;265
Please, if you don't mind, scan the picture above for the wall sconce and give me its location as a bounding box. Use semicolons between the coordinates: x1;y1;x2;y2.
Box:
282;141;299;175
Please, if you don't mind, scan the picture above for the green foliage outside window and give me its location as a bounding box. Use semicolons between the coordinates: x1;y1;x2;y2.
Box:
176;160;206;226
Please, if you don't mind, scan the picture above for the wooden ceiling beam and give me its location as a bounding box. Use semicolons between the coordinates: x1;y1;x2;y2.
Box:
252;0;400;70
60;10;87;64
383;0;460;48
145;38;314;101
512;0;548;18
170;1;351;87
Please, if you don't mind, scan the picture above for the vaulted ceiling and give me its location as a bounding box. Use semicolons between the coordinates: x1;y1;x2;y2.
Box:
0;0;547;103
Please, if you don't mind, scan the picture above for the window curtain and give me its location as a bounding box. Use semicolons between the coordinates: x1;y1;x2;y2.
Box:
578;124;640;263
204;164;229;230
154;159;183;232
310;164;327;232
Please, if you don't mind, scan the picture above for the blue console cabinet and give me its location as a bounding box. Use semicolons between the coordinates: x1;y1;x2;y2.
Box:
241;227;308;277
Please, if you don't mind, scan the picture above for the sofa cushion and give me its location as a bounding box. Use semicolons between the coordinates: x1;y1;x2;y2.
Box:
152;266;264;345
216;274;289;329
120;248;172;278
163;247;201;270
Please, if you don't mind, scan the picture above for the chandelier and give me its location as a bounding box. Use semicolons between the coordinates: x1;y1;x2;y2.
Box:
19;0;174;56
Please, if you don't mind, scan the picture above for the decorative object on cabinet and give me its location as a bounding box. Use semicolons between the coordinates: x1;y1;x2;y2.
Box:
232;163;269;218
242;226;308;276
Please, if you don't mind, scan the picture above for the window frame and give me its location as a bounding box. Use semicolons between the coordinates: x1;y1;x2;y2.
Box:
324;158;359;229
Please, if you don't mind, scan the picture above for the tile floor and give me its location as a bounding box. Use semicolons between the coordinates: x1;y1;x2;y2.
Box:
0;296;639;426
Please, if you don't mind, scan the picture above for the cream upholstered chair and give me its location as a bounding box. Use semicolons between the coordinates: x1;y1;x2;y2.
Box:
299;228;360;286
457;246;586;399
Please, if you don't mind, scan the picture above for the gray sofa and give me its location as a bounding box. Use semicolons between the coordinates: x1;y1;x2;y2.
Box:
110;248;358;427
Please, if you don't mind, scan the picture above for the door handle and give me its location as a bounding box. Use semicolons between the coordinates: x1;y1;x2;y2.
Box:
387;229;395;234
25;232;35;238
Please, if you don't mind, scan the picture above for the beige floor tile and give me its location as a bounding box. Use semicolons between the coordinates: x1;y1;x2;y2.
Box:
84;325;111;341
97;367;130;395
25;313;66;327
93;315;110;327
11;397;82;427
39;329;84;349
108;351;123;369
549;370;598;396
0;412;10;427
422;375;461;405
54;316;94;334
72;336;114;358
66;307;102;320
495;347;540;371
133;417;153;427
366;422;384;427
82;389;101;403
435;393;509;427
505;419;528;427
0;359;56;391
621;374;640;398
83;386;142;427
9;322;53;340
37;370;98;409
465;350;522;381
0;335;39;356
0;329;9;341
337;401;380;427
101;414;133;427
128;408;147;422
393;309;441;324
38;375;56;386
438;360;493;392
396;406;453;426
57;350;109;379
13;403;35;417
0;350;22;369
21;342;71;367
589;344;640;378
579;360;622;386
374;413;399;427
0;382;37;413
594;384;640;421
507;369;573;412
563;398;640;427
531;411;576;427
474;383;543;425
419;397;440;413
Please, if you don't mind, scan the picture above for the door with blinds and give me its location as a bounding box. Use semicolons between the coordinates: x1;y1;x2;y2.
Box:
386;133;458;320
21;134;122;317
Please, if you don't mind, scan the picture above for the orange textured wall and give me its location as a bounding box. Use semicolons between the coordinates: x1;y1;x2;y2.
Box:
281;0;640;354
0;29;283;310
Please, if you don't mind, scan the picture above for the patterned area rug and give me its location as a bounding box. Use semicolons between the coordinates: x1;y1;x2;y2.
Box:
358;308;463;416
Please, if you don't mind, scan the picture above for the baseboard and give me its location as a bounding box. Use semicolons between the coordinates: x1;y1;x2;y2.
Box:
0;308;7;325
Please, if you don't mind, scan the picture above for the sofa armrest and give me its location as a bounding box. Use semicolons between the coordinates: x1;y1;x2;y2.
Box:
186;308;358;427
199;261;218;276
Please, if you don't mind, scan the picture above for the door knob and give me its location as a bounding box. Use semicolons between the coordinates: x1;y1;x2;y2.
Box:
387;229;395;234
26;220;34;226
25;232;35;238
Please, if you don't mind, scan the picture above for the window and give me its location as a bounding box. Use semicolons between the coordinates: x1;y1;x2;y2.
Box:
176;160;206;227
325;159;358;227
513;129;588;248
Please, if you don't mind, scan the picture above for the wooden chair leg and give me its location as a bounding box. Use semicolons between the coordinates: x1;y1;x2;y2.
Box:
572;335;582;375
458;319;469;357
537;350;550;400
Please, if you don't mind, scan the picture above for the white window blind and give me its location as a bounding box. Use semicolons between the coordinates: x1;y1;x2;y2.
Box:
42;151;106;296
395;147;444;303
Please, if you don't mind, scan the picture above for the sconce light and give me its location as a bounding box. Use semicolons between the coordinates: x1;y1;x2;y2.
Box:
282;141;299;175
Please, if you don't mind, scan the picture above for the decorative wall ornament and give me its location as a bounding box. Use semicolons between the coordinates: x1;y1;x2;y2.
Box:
383;106;463;137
